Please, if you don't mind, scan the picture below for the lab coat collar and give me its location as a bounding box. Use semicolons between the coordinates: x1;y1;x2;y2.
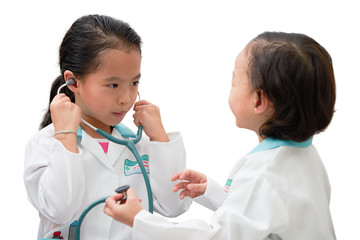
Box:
76;123;136;170
247;137;313;156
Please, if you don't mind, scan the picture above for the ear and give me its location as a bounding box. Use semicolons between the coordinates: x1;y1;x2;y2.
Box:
63;70;79;92
253;90;272;115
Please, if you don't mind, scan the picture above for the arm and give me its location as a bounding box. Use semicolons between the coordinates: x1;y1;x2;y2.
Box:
148;132;192;216
172;169;224;211
133;100;169;142
24;130;85;224
133;100;192;216
105;174;289;240
23;94;85;224
50;94;81;152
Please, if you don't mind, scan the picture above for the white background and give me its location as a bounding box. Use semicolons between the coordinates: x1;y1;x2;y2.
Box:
0;0;359;239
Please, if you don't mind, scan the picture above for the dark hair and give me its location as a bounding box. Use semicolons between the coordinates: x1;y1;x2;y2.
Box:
40;14;142;129
247;32;336;142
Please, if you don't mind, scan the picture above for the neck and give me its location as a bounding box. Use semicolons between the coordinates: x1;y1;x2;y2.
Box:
258;136;265;143
80;118;112;138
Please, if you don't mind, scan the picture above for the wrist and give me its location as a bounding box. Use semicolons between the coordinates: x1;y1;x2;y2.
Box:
150;133;169;142
129;208;144;227
54;132;78;153
54;130;78;136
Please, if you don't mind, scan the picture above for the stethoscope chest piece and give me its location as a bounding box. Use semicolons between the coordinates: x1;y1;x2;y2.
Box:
115;184;130;201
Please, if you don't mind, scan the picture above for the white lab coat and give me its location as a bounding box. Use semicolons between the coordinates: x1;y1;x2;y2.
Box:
24;123;191;239
132;137;336;240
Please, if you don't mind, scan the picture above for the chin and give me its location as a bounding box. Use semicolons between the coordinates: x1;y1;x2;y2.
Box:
235;121;242;128
110;120;123;126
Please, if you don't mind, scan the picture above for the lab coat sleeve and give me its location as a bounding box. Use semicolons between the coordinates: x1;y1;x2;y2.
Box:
148;132;192;217
132;173;289;240
24;132;85;224
194;177;225;211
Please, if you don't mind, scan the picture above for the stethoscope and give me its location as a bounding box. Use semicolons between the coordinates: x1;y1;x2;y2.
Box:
56;79;153;240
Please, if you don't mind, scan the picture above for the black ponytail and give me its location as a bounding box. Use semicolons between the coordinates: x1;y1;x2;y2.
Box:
39;14;142;129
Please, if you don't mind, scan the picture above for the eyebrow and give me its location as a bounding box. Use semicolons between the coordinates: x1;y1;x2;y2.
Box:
104;73;141;82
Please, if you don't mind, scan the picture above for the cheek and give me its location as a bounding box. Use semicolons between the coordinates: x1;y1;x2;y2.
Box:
83;90;110;111
228;92;239;116
130;89;139;102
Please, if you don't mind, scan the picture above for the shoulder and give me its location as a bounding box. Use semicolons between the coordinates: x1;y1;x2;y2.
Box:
244;144;320;171
27;124;55;147
231;145;321;191
235;144;328;198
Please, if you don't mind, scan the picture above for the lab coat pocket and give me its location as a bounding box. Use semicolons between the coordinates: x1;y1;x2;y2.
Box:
39;221;76;239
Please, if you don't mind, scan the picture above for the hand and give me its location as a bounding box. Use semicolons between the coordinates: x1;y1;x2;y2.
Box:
50;94;81;132
104;188;144;227
133;100;169;142
50;94;81;152
171;169;207;200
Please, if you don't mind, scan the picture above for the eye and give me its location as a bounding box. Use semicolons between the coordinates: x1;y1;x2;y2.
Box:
108;83;118;88
131;81;140;86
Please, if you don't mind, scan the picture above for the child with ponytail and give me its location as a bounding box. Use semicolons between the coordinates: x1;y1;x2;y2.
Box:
24;14;191;240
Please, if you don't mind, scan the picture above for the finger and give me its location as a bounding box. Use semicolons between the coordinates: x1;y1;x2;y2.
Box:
53;93;66;100
50;94;64;105
171;170;190;181
103;205;111;217
178;169;195;181
135;99;151;106
53;95;71;106
134;102;158;113
179;190;190;200
113;193;125;201
105;195;119;213
64;101;75;108
132;112;144;125
173;182;190;192
126;188;138;200
133;104;150;112
133;100;151;109
133;118;141;127
171;172;184;181
104;203;115;217
188;183;207;193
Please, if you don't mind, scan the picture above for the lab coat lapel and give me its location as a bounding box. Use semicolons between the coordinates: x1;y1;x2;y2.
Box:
80;131;117;172
107;129;126;167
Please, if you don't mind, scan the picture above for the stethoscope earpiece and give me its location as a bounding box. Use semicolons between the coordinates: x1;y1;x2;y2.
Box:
67;78;76;86
57;78;76;95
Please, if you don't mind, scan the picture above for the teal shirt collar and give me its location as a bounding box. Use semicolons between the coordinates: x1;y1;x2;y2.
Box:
247;137;313;155
76;123;136;139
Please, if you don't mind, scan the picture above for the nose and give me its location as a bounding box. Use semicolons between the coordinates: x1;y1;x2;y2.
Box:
117;89;131;105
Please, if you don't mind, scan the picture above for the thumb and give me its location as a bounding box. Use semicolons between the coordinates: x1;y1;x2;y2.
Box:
188;182;207;192
104;195;120;216
126;188;138;200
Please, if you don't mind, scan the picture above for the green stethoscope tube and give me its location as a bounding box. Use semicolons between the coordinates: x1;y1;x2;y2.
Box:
74;126;153;240
74;197;108;240
95;125;153;213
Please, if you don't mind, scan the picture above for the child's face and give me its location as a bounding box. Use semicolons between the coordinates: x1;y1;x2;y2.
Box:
75;49;141;129
228;47;259;131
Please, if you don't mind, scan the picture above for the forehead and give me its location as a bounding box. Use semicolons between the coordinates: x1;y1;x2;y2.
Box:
235;46;249;72
100;48;141;65
95;48;141;77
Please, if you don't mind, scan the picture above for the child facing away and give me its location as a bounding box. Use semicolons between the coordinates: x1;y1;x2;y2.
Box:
24;14;191;239
104;31;337;239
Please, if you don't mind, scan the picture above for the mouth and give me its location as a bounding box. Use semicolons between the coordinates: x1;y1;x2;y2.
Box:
112;111;126;118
